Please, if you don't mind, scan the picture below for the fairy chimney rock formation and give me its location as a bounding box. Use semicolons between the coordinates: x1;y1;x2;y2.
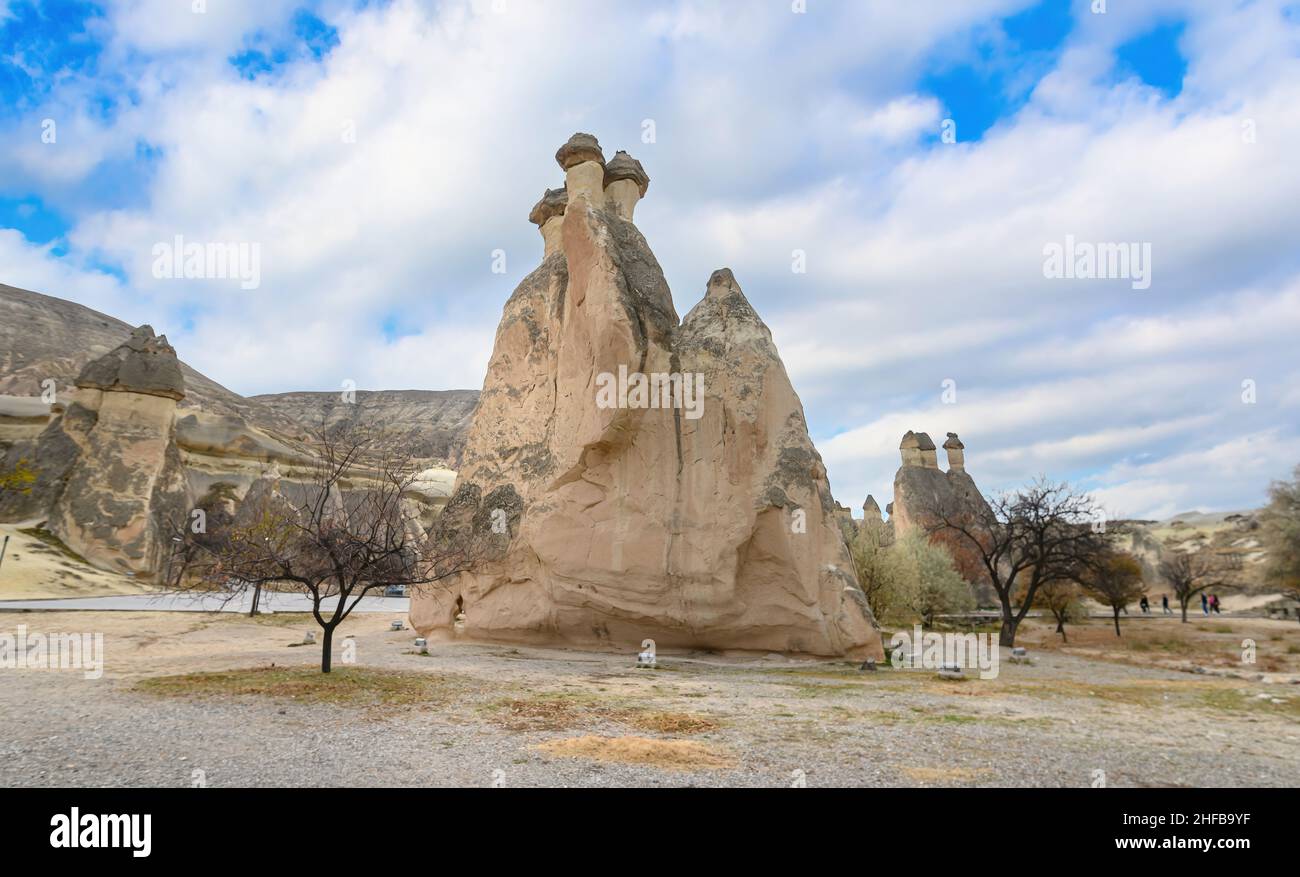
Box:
412;134;882;660
917;432;939;469
529;186;568;256
943;432;965;471
556;132;606;205
603;150;650;221
47;326;190;574
899;430;922;467
74;324;185;400
891;429;990;536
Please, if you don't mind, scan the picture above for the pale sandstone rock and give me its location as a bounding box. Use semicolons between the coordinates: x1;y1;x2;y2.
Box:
529;187;569;257
557;133;607;207
602;151;649;221
45;327;190;574
943;432;965;471
411;136;882;660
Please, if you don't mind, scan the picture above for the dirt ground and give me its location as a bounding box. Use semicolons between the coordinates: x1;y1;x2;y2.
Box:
1;609;1297;788
1017;611;1300;677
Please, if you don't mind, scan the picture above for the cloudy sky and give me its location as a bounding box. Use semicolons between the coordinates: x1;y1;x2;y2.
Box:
2;0;1298;519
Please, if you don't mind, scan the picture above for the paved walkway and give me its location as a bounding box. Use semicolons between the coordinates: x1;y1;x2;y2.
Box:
0;590;409;614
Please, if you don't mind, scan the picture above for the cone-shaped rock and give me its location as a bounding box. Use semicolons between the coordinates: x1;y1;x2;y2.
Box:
412;139;881;659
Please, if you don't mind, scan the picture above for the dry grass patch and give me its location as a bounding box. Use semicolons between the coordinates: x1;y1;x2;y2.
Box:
534;735;734;770
491;694;720;734
495;696;587;730
621;710;720;734
135;665;463;713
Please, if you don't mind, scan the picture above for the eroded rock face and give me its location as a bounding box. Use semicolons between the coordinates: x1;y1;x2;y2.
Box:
44;327;190;574
411;136;881;659
890;430;995;603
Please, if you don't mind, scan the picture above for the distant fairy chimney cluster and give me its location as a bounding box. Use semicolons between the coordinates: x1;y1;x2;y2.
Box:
899;430;965;472
528;133;650;256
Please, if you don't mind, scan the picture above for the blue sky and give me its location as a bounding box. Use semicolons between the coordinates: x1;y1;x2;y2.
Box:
2;0;1299;519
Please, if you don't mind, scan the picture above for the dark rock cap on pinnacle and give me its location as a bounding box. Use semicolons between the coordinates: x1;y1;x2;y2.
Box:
603;150;650;197
943;432;964;450
528;186;569;226
76;324;186;400
555;132;606;170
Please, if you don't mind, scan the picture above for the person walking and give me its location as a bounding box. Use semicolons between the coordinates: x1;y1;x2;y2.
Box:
1211;593;1222;614
1139;595;1150;614
1201;592;1210;616
1162;594;1172;615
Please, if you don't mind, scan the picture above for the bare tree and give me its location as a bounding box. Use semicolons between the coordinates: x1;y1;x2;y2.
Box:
1159;550;1240;623
175;422;482;672
1073;550;1146;636
923;477;1111;647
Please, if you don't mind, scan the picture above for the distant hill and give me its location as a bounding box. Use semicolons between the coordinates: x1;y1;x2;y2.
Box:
0;283;480;465
0;283;309;442
1116;509;1270;592
251;389;480;465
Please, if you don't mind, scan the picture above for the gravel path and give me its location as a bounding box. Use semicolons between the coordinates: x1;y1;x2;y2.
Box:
2;611;1296;788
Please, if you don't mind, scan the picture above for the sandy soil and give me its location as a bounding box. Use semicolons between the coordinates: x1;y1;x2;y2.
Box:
1;610;1297;787
0;523;152;600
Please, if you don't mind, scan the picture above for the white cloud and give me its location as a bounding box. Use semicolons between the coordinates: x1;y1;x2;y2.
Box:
850;95;944;143
2;0;1298;518
1091;429;1300;519
0;230;137;322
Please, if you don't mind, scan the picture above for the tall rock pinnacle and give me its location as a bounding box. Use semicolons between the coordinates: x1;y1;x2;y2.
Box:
411;134;882;660
48;325;189;574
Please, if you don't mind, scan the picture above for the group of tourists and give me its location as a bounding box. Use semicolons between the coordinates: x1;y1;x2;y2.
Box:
1135;593;1224;615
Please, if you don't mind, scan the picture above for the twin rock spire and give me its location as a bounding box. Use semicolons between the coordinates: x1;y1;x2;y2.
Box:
529;133;650;255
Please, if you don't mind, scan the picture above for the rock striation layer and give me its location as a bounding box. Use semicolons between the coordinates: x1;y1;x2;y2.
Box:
411;134;882;659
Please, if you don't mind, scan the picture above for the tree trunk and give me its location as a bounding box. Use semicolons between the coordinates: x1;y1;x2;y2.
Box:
1113;607;1122;637
1180;598;1189;623
1055;615;1066;642
248;583;262;618
321;625;333;674
999;616;1019;647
